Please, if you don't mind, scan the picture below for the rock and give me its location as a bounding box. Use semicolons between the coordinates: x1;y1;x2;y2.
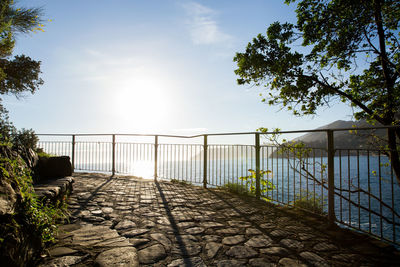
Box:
68;225;131;248
205;242;222;258
245;235;273;248
270;229;291;238
299;251;330;267
216;259;247;267
313;242;338;252
168;257;207;267
115;220;137;230
20;148;39;170
171;243;202;256
156;217;171;225
93;236;132;248
95;247;139;267
217;228;240;235
226;246;258;259
0;179;18;215
37;156;72;179
138;244;166;264
101;207;114;214
48;247;78;257
150;233;172;251
298;233;315;241
142;211;160;217
279;239;304;250
176;234;198;244
200;222;224;228
260;246;289;256
227;220;251;228
123;229;149;238
185;227;205;235
203;235;220;242
82;215;105;223
38;256;85;267
141;219;156;228
260;223;275;230
177;221;196;228
91;209;103;215
222;235;246;245
331;253;359;262
129;238;150;247
278;258;307;267
246;228;262;235
249;258;276;267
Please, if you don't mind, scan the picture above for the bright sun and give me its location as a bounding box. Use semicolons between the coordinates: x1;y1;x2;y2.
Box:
113;72;172;131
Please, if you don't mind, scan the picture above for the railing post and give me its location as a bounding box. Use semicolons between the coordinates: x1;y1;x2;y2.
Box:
112;134;116;176
71;135;75;173
255;132;261;199
203;135;208;188
327;130;336;227
154;135;158;181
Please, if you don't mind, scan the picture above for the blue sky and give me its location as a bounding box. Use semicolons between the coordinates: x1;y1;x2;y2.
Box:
4;0;355;138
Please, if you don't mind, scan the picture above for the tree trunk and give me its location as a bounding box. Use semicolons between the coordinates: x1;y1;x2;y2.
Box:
387;128;400;186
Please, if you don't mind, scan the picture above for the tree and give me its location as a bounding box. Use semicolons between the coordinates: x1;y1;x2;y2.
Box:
0;0;44;139
234;0;400;184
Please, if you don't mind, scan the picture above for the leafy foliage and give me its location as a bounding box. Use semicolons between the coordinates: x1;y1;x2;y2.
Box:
12;128;38;150
221;182;251;196
239;169;275;201
234;0;400;184
290;192;326;215
0;142;68;246
234;0;399;125
0;0;44;139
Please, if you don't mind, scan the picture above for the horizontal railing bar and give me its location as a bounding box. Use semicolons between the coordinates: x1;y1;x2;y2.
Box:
36;125;400;138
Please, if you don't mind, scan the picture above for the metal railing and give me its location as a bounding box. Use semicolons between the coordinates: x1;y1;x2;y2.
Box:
37;127;400;246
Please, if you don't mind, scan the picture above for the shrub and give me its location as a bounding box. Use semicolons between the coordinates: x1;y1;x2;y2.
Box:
0;142;68;258
221;182;252;196
170;179;191;185
291;192;326;215
12;128;39;150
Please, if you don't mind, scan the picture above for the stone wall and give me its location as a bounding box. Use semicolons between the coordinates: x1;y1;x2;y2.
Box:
0;145;73;266
0;145;42;266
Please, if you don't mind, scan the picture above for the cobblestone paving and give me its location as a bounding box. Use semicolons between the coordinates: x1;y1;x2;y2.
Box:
37;173;400;266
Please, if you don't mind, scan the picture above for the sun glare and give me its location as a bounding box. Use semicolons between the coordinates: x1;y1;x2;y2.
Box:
129;160;154;179
113;73;172;131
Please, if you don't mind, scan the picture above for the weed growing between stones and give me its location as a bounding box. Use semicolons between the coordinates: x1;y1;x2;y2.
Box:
290;193;326;215
170;179;192;185
221;169;275;201
221;182;252;196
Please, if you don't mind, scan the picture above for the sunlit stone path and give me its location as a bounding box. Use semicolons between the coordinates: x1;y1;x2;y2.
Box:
37;173;400;266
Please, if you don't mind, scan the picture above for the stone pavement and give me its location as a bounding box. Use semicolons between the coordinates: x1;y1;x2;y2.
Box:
37;173;400;266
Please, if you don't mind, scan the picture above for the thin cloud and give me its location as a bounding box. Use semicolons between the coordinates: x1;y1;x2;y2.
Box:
183;2;232;45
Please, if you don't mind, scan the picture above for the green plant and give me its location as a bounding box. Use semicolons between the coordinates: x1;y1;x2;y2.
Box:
36;151;53;158
12;128;39;150
239;169;275;201
170;178;191;185
221;182;251;196
0;143;68;245
234;0;400;184
290;192;325;215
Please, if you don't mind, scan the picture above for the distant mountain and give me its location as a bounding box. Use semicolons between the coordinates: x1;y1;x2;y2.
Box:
268;120;387;157
292;120;386;150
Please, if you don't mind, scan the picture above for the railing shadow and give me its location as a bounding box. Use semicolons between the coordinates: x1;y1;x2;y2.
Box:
155;181;195;266
70;173;114;217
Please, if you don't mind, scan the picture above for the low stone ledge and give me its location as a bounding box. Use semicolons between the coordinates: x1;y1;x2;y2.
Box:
34;176;74;203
